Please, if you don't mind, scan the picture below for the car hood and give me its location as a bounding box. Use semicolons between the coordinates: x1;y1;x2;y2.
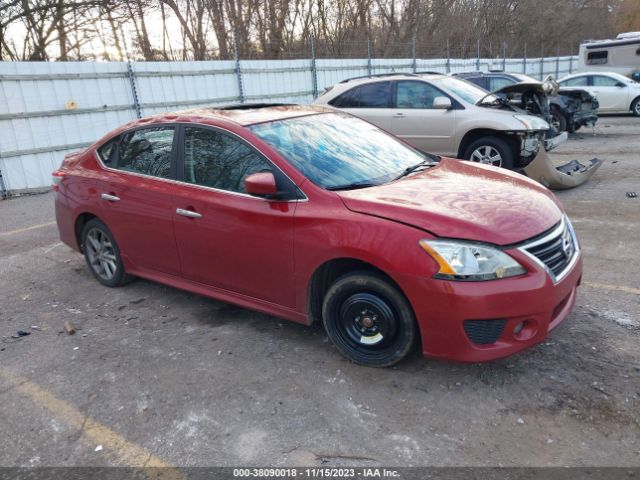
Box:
337;158;563;246
476;81;545;106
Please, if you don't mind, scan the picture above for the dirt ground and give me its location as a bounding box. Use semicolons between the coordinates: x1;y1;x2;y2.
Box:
0;115;638;469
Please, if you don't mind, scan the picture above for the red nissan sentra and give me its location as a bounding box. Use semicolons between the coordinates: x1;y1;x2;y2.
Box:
54;105;582;367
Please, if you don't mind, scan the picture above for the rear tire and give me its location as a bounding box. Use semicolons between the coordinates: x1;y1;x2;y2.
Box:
463;136;514;170
82;218;133;287
322;271;417;367
631;97;640;117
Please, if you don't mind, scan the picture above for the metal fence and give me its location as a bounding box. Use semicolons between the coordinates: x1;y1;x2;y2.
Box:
0;52;578;196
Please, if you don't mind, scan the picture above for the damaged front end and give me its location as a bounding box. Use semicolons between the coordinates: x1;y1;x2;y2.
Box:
554;88;599;132
479;80;568;153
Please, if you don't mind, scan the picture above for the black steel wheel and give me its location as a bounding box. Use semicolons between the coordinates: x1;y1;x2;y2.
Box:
322;271;417;367
82;218;133;287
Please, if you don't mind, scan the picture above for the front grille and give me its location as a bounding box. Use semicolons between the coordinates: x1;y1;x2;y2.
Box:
522;220;576;280
463;319;506;345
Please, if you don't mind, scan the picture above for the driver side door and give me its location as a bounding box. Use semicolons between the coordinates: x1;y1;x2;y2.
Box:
171;125;298;308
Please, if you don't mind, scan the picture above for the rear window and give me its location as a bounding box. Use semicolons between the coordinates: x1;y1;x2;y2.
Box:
329;81;391;108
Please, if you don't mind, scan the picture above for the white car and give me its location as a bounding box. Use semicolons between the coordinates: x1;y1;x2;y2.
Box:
558;72;640;116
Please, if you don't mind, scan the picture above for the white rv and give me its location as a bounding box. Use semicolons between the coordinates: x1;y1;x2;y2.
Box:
578;33;640;79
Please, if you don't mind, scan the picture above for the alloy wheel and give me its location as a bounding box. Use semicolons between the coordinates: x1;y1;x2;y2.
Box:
469;146;502;167
85;228;118;281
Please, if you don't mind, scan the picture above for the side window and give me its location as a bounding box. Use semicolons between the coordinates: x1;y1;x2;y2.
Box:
395;80;446;109
357;82;391;107
586;50;608;65
562;76;588;87
488;76;516;91
464;76;486;89
183;127;273;194
116;127;175;178
329;88;359;108
97;139;116;163
592;75;619;87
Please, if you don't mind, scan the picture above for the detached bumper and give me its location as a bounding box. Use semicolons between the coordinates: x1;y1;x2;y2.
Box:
398;249;582;363
544;131;568;151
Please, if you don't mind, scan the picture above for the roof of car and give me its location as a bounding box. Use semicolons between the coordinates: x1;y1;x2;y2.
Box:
124;104;334;130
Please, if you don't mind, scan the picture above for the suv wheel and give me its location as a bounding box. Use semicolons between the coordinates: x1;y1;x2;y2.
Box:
463;137;514;170
322;271;417;367
82;218;133;287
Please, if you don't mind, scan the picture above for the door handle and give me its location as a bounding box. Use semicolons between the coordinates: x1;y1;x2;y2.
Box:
176;208;202;219
392;113;405;118
101;193;120;202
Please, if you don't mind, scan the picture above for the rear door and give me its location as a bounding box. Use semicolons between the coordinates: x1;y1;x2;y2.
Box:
171;125;297;308
390;80;456;155
94;126;181;276
330;81;392;131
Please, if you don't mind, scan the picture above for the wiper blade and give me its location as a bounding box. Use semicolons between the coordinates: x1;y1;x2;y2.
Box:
393;160;436;181
326;182;377;191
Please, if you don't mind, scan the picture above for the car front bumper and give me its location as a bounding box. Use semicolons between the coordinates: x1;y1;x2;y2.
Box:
397;248;583;363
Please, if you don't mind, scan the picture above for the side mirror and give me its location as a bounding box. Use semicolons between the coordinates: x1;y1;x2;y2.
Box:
245;172;278;197
433;96;452;110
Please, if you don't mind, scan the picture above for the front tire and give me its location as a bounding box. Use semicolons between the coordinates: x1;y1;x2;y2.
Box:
322;271;417;367
82;218;133;287
463;136;514;170
550;108;567;132
631;97;640;117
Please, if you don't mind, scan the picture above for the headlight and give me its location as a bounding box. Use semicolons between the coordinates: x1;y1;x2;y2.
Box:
419;239;526;281
513;114;549;131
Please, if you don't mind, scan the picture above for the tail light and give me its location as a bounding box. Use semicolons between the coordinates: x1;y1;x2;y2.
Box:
52;170;65;192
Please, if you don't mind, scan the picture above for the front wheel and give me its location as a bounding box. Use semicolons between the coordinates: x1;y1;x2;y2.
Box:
463;136;514;170
550;108;567;132
322;271;418;367
632;97;640;117
82;218;133;287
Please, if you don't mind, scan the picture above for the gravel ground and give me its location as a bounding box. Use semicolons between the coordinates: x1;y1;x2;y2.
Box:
0;115;638;469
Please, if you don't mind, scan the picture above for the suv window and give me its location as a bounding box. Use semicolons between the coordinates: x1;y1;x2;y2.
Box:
395;81;446;108
488;76;516;91
591;75;619;87
330;81;391;108
116;127;175;178
183;127;273;194
562;76;588;87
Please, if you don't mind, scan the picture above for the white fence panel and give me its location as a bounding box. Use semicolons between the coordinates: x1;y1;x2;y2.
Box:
0;55;579;195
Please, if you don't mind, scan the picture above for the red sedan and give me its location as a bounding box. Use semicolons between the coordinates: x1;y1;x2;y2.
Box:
54;105;582;366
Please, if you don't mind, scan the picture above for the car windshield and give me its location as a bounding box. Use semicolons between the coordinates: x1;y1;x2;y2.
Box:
430;76;498;104
249;112;434;190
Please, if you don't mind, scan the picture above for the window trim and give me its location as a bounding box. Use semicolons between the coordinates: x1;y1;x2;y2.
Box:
92;122;307;203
